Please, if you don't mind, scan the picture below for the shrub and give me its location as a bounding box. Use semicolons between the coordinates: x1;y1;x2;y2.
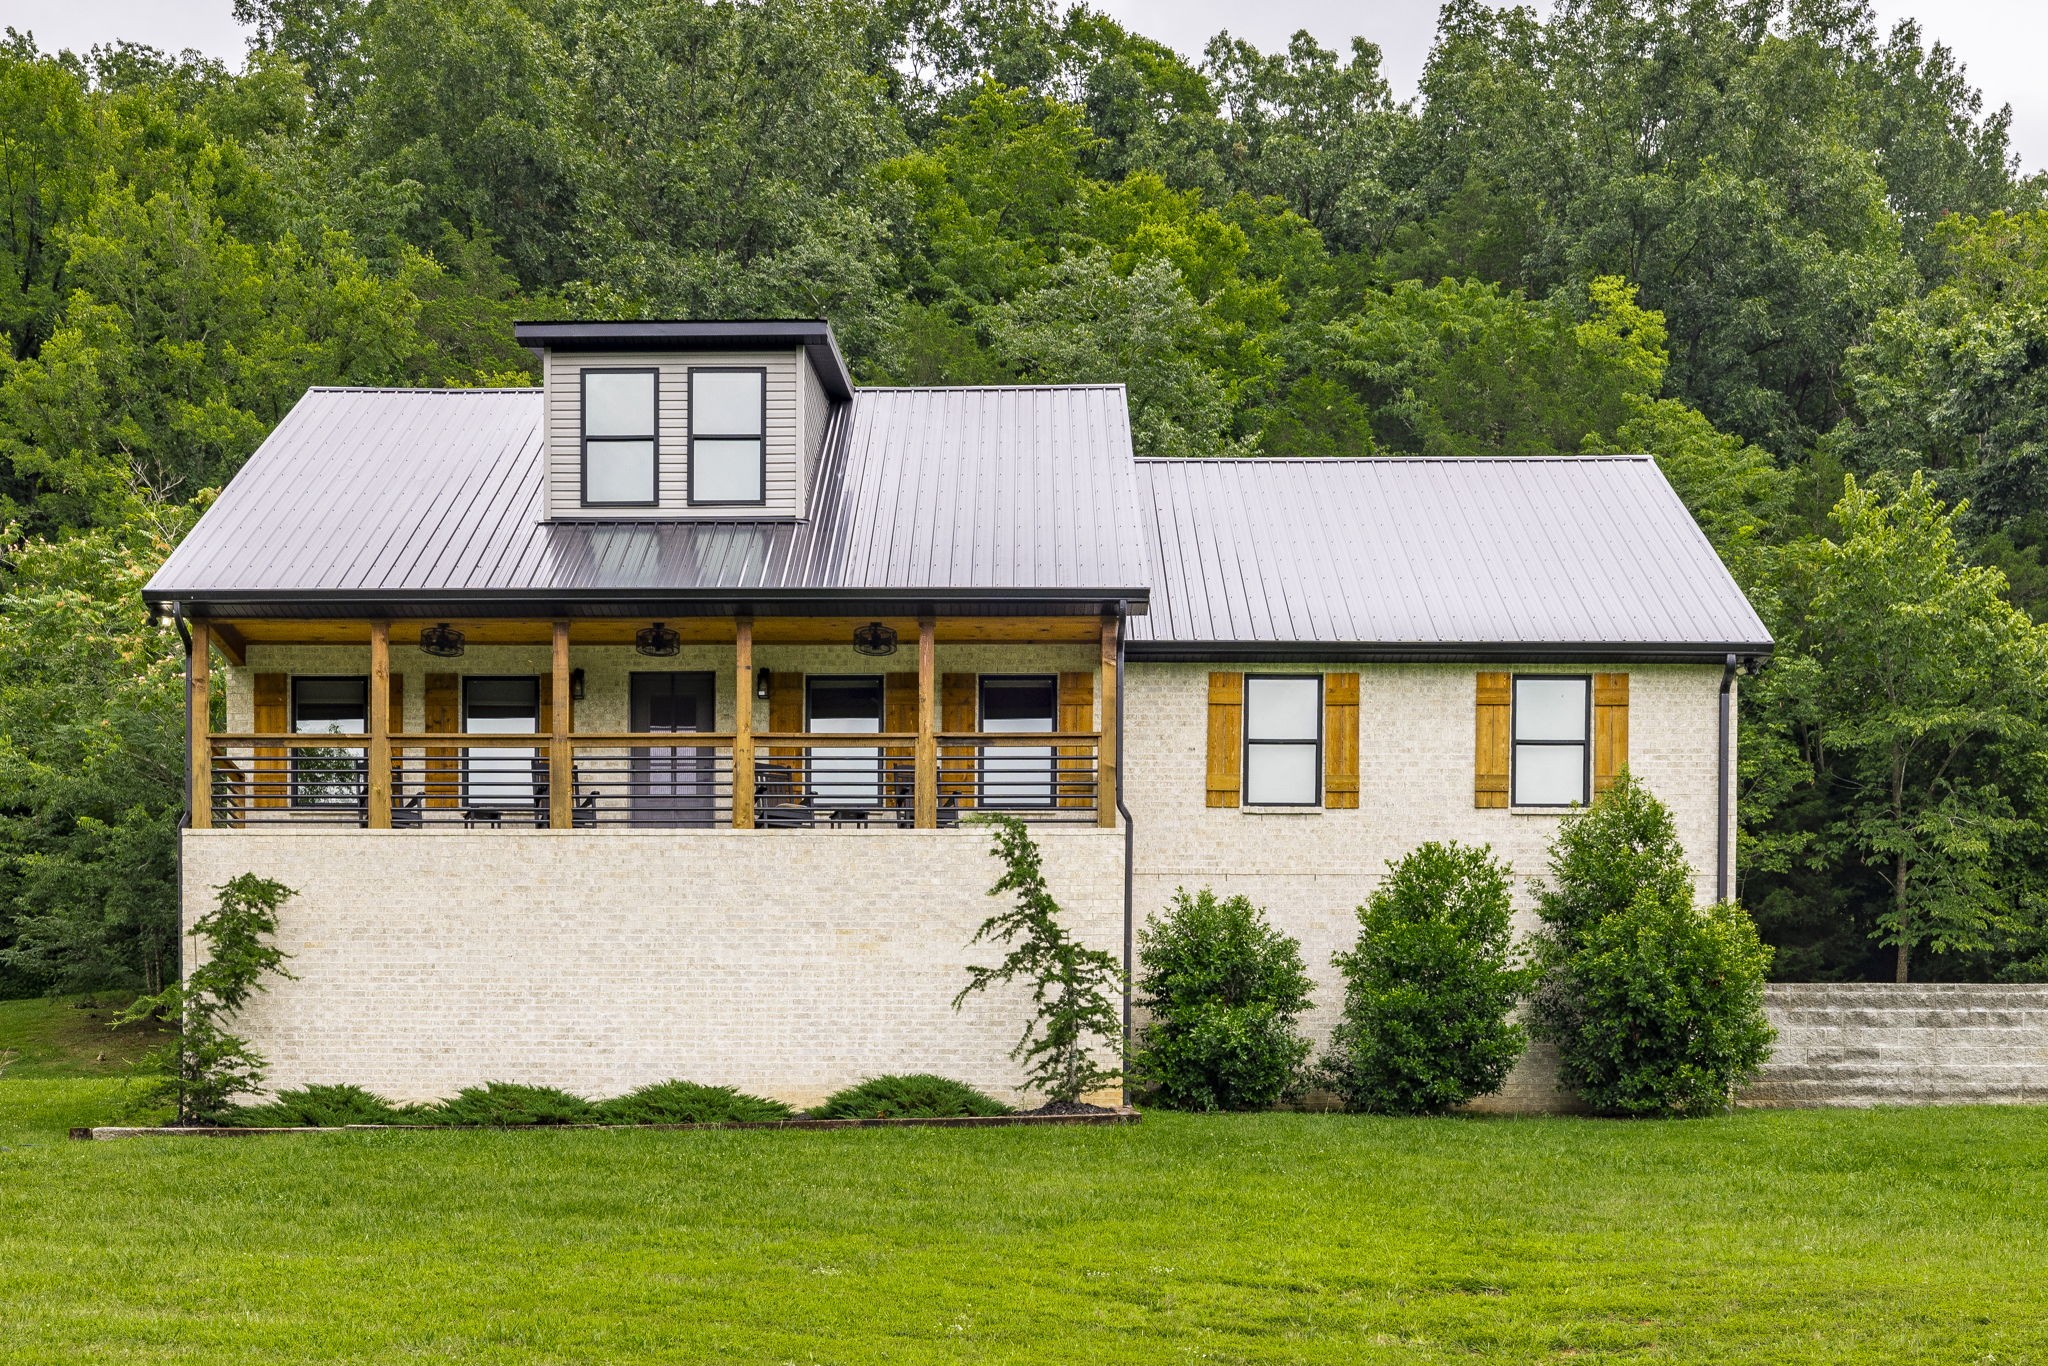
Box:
807;1074;1012;1120
221;1083;414;1128
593;1081;793;1125
1131;888;1314;1111
954;815;1123;1104
1322;842;1529;1114
1530;773;1776;1117
118;874;296;1122
424;1082;596;1127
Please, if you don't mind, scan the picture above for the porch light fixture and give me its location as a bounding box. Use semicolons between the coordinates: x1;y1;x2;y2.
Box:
635;621;681;657
754;666;773;700
418;622;466;658
852;621;898;657
570;667;587;701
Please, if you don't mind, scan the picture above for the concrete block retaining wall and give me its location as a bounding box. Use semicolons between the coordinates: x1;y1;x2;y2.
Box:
1741;983;2048;1108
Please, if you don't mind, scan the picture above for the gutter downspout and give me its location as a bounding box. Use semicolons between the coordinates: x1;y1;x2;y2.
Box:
1116;613;1135;1108
1717;653;1736;904
174;607;193;993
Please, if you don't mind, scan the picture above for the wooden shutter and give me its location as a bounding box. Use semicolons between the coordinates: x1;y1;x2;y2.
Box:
883;672;919;811
387;672;406;804
767;670;804;760
1323;672;1359;809
1206;672;1242;808
942;672;976;806
1593;672;1629;797
1475;671;1510;809
535;673;554;802
253;673;288;809
1057;671;1094;809
424;673;459;809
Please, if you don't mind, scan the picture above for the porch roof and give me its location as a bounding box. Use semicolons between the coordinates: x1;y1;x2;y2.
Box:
145;384;1152;618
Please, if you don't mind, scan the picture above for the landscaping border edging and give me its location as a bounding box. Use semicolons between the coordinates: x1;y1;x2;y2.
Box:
68;1106;1142;1140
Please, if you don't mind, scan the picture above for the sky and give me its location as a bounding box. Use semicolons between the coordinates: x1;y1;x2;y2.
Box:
8;0;2048;171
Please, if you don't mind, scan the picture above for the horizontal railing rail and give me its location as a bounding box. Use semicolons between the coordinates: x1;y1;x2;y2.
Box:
204;730;1103;830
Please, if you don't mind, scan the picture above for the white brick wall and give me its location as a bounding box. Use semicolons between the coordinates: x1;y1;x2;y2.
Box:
183;826;1126;1107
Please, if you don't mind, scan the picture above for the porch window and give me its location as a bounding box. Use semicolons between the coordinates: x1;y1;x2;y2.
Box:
1242;675;1321;806
1513;676;1589;806
581;368;657;506
291;676;367;808
980;675;1057;807
806;676;882;808
689;368;765;504
463;676;541;809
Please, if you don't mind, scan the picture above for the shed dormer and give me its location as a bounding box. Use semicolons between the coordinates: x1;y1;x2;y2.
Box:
513;319;853;521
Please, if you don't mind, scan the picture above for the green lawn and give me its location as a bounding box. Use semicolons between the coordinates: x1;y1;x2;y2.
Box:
0;992;169;1080
3;1076;2045;1363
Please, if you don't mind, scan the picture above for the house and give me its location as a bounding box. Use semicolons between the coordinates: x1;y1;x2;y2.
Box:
143;319;1773;1110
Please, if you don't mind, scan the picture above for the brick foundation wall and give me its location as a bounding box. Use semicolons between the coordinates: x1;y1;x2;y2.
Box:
182;826;1125;1107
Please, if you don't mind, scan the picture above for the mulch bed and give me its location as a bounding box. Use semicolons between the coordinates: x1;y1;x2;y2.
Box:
69;1106;1141;1140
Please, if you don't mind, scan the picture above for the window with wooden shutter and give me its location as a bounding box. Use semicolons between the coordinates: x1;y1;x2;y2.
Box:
882;672;919;808
1593;672;1629;796
1324;672;1359;809
424;673;459;809
941;673;977;806
1206;672;1243;807
253;673;288;809
1474;672;1510;808
1057;671;1094;809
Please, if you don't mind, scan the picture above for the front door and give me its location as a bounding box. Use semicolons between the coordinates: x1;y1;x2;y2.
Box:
631;672;717;826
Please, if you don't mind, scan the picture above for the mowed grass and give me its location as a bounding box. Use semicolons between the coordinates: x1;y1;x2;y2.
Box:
3;1079;2045;1363
0;992;169;1080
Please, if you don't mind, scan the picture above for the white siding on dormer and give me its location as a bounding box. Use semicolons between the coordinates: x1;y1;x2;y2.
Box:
545;350;803;519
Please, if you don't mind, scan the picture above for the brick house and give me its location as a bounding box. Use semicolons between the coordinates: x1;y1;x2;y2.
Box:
144;320;1772;1108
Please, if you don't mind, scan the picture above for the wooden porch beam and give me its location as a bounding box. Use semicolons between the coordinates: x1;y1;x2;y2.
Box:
368;621;392;829
733;615;755;829
915;615;937;828
550;620;572;831
210;621;248;667
1099;612;1120;828
188;621;211;831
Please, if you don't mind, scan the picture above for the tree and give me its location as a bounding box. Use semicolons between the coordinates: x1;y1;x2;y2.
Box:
1748;474;2048;981
955;815;1123;1104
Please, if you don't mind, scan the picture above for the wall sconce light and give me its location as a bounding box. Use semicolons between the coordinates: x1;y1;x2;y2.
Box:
754;666;773;700
570;667;586;701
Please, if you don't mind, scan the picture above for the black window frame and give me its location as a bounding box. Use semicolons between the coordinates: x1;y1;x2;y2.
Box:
1241;673;1323;808
978;673;1060;811
1510;673;1592;808
290;674;369;809
804;674;885;729
460;675;544;810
686;365;768;507
579;366;660;509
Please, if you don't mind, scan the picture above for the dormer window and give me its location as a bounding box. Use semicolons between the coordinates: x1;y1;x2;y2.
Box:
689;367;766;505
582;369;658;506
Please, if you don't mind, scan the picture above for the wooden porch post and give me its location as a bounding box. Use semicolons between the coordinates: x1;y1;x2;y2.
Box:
915;615;937;828
368;621;392;828
1098;611;1119;828
550;620;572;830
733;614;755;829
188;620;212;831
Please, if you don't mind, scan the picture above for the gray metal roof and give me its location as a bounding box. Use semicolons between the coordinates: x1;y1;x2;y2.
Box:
145;384;1152;615
1129;456;1772;661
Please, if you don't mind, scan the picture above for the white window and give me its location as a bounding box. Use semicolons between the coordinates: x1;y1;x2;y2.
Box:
1513;676;1589;806
689;368;765;504
582;369;657;505
1243;675;1321;806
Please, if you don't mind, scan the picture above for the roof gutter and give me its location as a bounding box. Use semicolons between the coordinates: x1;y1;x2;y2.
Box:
1125;640;1775;666
144;586;1155;618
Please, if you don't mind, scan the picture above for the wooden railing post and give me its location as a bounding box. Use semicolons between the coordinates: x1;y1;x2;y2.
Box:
733;614;755;829
368;621;392;828
550;620;572;830
915;615;937;828
188;620;212;830
1098;612;1119;828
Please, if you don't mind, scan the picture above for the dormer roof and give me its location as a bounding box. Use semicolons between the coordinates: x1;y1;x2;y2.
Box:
512;319;854;400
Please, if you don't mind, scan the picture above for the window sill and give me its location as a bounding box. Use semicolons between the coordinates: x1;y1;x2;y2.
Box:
1508;805;1581;817
1241;804;1323;816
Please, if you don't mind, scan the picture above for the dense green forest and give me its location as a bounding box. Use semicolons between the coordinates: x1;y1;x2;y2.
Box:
2;0;2046;995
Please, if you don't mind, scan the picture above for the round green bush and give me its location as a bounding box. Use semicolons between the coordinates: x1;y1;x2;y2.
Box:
220;1083;414;1128
423;1082;596;1127
593;1081;793;1125
1322;841;1529;1114
1132;888;1315;1111
1545;888;1776;1116
807;1074;1011;1119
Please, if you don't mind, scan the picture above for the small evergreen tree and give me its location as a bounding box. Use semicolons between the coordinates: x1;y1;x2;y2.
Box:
1323;841;1528;1114
1132;888;1314;1111
1530;773;1775;1116
954;816;1124;1104
118;874;296;1122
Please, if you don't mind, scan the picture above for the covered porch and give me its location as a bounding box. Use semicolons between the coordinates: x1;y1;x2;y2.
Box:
186;613;1122;832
